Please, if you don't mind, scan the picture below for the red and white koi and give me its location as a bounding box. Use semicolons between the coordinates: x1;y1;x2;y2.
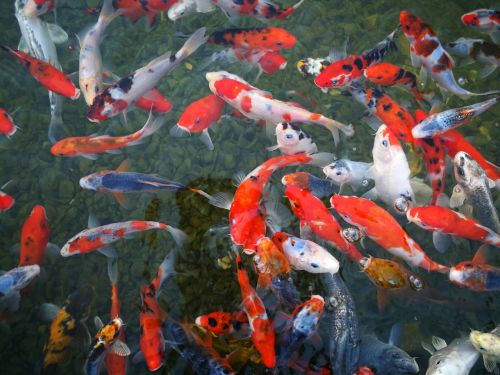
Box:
212;0;304;21
0;190;14;212
445;38;500;79
0;109;17;138
461;9;500;44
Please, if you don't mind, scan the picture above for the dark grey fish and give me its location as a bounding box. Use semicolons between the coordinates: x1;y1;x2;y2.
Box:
320;272;360;374
270;273;301;309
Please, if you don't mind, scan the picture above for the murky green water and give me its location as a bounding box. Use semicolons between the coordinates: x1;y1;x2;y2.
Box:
0;0;498;374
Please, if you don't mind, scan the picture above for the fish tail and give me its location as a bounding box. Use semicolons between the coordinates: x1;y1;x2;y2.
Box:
107;256;118;284
48;106;64;144
363;26;399;65
157;251;177;288
98;0;122;27
274;0;305;20
175;27;208;62
323;118;354;146
308;152;336;167
130;111;165;145
161;224;190;247
188;188;217;201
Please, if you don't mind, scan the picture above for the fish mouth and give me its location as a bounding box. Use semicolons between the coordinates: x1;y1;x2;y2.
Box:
359;256;371;270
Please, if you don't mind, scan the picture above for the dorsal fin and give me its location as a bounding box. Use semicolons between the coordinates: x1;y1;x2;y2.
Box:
116;160;130;172
472;245;489;264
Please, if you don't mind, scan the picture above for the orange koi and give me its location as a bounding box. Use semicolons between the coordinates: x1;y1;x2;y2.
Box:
208;27;296;52
0;190;14;212
0;108;17;138
195;311;249;336
18;205;51;267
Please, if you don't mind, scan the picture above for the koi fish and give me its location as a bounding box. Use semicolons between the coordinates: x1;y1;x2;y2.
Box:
413;109;445;205
267;122;318;155
212;0;304;21
277;295;324;367
314;28;398;90
133;87;173;113
85;317;129;375
0;265;40;314
0;190;14;211
323;159;373;192
363;62;429;102
195;311;249;336
79;0;122;105
140;253;176;371
349;84;415;144
412;97;499;138
207;71;353;145
105;258;127;375
284;185;364;262
42;285;95;371
445;38;500;79
23;0;56;17
400;10;498;99
461;9;500;44
0;109;18;138
272;231;339;274
235;254;275;368
87;28;207;122
51;111;164;159
1;45;80;99
209;152;333;253
407;205;500;247
170;94;226;150
330;194;449;272
60;220;187;257
282;172;339;198
449;245;500;292
440;129;500;188
365;125;415;211
423;336;480;375
112;0;158;27
453;151;500;233
17;205;56;267
257;51;287;75
469;327;500;374
208;27;296;53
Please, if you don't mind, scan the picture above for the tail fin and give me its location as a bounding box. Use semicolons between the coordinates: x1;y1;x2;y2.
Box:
48;96;64;144
175;27;208;61
363;26;399;65
107;256;118;284
308;152;336;167
273;0;305;20
323;118;354;146
158;251;177;288
98;0;122;27
165;225;190;247
130;111;165;145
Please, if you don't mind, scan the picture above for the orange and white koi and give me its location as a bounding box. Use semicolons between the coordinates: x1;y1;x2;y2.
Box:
139;253;176;371
195;310;249;336
461;9;500;44
208;27;296;52
87;28;207;122
170;94;226;150
51;112;164;159
407;205;500;247
207;71;353;145
285;185;364;262
235;254;275;368
133;88;173;113
0;190;14;212
400;10;498;99
18;205;54;267
60;220;187;257
0;108;17;138
212;0;304;21
330;194;449;272
1;45;80;99
112;0;176;27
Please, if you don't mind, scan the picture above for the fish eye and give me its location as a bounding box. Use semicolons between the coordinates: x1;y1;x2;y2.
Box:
275;41;283;46
331;79;338;85
448;42;456;47
463;263;473;269
336;171;342;176
382;139;389;147
286;134;294;139
457;167;465;177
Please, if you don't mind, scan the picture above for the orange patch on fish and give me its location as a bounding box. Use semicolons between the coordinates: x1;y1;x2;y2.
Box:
241;95;253;113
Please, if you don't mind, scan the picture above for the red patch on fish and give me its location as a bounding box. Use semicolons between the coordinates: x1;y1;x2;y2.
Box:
241;95;253;113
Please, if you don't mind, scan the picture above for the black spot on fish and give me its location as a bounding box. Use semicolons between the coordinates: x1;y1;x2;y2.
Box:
290;123;301;132
422;138;435;146
430;157;439;165
208;317;217;327
437;180;442;188
237;260;244;270
118;75;133;93
282;122;289;129
342;64;353;72
353;58;363;70
223;324;229;330
298;133;305;140
250;175;258;182
395;68;405;81
383;103;392;111
311;263;319;268
169;55;176;62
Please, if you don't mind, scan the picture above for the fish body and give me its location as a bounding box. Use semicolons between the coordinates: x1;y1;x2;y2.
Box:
0;109;17;138
321;272;360;375
323;159;373;191
330;194;449;272
1;45;79;99
51;112;164;158
23;0;56;17
235;254;275;368
277;295;324;366
168;0;214;21
206;71;353;145
407;205;500;247
424;336;479;375
368;125;415;209
140;253;176;371
42;285;95;371
445;38;500;77
282;172;339;198
18;205;50;266
87;28;207;122
212;0;304;21
412;97;499;138
469;328;500;373
208;27;296;52
195;311;249;336
79;0;121;105
453;151;500;233
285;185;364;262
60;220;186;256
272;231;340;274
314;28;398;90
0;190;14;211
0;265;40;308
269;122;318;155
461;9;500;43
400;10;497;99
133;87;173;113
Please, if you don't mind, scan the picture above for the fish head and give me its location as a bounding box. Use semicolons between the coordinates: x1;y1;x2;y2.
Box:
323;160;352;185
314;59;355;89
284;185;308;219
67;284;95;321
373;125;401;164
281;172;310;190
195;312;234;335
29;204;48;223
258;51;287;74
342;227;365;243
381;346;420;374
79;173;103;191
400;10;428;42
23;0;53;17
449;262;485;290
329;194;357;224
14;265;41;288
263;28;297;50
276;122;313;153
427;353;465;375
453;151;485;190
469;330;498;354
461;12;481;27
96;317;123;346
167;0;196;21
296;57;330;77
50;139;75;157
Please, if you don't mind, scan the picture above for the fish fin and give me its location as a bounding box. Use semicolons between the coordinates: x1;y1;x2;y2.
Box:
46;243;61;257
431;336;447;350
17;37;29;53
110;339;131;357
168;226;190;247
418;66;428;86
483;354;498;373
362;187;378;200
194;0;216;12
299;222;314;241
479;64;497;79
363;113;382;131
131;350;145;364
131;112;165;145
266;144;280;152
410;49;422;68
491;31;500;44
81;153;99;160
432;232;451;253
376;287;390;311
309;152;336;167
232;171;246;187
388;322;403;346
47;23;68;44
116;160;130;172
175;27;208;61
98;246;117;258
199;129;214;150
94;316;104;330
265;121;276;139
107;257;118;284
9;243;20;255
88;214;100;228
472;244;489;264
487;178;496;189
39;303;60;322
449;185;466;208
113;192;132;209
207;192;233;210
421;341;435;355
273;311;292;332
48;98;64;144
106;149;122;155
169;124;190;137
328;37;349;62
